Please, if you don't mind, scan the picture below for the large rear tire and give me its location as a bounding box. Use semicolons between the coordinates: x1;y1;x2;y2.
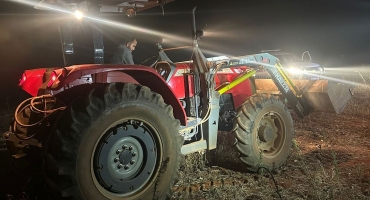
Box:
232;94;294;172
44;82;183;200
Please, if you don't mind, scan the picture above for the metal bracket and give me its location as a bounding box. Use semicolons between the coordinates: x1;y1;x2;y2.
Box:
3;131;43;149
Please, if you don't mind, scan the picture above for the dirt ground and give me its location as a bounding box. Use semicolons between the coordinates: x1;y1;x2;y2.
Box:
0;77;369;200
172;85;370;200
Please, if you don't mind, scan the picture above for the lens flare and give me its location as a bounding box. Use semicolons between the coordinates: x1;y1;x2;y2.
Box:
10;0;240;60
74;10;84;20
288;67;304;75
11;0;191;44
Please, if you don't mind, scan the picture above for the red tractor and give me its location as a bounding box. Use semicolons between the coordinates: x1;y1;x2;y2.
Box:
3;3;353;200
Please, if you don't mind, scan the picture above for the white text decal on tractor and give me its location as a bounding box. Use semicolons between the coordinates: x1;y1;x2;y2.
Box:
268;67;290;93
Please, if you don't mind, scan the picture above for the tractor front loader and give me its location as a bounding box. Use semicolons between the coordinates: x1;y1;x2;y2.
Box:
3;6;354;200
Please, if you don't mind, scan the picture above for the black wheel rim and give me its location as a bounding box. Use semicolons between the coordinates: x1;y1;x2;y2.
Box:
93;119;158;197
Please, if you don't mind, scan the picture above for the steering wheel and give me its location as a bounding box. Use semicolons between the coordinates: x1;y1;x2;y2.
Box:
140;56;159;68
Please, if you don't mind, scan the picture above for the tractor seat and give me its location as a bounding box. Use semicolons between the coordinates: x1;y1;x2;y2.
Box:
154;61;172;80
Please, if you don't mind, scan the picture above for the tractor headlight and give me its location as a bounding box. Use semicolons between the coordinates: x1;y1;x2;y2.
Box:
74;10;84;20
288;67;304;75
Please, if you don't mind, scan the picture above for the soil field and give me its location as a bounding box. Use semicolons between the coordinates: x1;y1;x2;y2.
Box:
0;73;369;200
172;84;370;200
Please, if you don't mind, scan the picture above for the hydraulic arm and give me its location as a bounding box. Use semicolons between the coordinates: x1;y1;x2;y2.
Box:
225;53;314;118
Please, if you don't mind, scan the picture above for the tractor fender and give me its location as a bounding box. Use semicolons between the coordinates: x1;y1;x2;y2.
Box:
48;64;187;125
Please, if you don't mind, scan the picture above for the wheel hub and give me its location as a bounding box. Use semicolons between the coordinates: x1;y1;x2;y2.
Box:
257;115;279;152
119;149;133;165
258;125;275;143
111;137;143;176
93;120;157;194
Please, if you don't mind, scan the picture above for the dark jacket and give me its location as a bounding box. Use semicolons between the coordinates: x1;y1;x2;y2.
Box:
111;45;134;64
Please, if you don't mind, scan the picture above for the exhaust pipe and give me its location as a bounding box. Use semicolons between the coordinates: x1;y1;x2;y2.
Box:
192;6;198;44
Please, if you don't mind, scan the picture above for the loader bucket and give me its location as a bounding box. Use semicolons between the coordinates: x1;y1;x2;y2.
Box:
255;79;354;114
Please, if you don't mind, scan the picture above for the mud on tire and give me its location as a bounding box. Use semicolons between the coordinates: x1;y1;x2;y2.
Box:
44;82;183;200
232;94;294;172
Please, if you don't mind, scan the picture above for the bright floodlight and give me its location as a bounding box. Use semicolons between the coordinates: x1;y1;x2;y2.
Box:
288;67;304;75
74;10;84;20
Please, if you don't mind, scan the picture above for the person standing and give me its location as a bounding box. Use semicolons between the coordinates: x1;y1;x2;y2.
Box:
111;37;137;64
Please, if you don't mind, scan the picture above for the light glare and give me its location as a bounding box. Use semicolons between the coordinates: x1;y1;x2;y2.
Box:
74;10;84;20
288;67;304;75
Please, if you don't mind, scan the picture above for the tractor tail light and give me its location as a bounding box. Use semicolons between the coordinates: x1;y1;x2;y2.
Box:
19;73;27;85
47;71;57;87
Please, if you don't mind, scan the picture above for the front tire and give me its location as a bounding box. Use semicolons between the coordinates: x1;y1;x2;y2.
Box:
44;82;183;200
232;94;294;172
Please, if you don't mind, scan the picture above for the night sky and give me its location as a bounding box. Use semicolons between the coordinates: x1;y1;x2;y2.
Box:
1;0;370;104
